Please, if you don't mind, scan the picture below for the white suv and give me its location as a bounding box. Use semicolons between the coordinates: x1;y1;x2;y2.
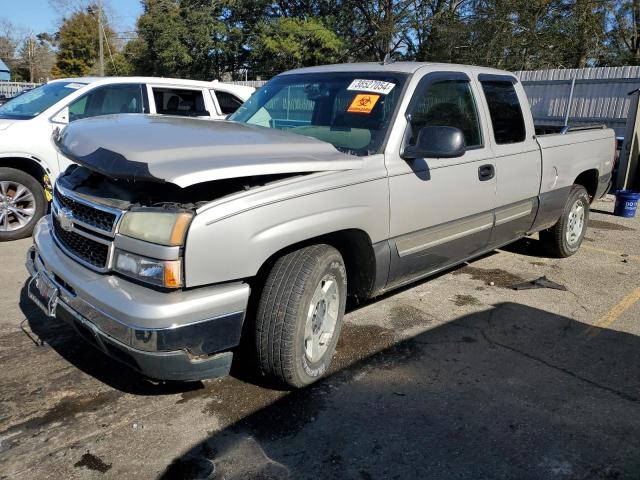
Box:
0;77;254;241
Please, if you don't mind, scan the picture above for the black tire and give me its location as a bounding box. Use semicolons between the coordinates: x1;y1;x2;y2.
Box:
540;184;590;258
0;167;47;242
256;244;347;388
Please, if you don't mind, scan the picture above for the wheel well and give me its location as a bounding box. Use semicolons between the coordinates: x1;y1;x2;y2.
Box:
574;169;598;200
253;229;378;300
0;157;48;186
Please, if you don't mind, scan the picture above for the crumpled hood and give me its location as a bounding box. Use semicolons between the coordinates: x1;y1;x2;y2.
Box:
56;114;363;187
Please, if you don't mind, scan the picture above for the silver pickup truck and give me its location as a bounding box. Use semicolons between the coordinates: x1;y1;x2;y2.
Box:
26;62;615;388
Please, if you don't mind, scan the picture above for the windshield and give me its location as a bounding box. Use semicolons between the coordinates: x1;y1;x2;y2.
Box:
229;72;408;156
0;81;86;120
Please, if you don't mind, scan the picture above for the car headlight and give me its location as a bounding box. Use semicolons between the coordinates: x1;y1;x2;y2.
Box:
114;249;182;288
119;210;193;246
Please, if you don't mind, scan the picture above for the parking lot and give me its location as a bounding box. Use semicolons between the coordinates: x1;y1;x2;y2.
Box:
0;196;639;480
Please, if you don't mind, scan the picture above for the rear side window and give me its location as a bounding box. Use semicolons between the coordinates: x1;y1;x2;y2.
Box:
214;90;244;115
152;88;209;117
407;79;482;149
481;81;526;144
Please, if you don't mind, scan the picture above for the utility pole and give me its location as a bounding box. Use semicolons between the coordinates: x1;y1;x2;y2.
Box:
98;0;104;76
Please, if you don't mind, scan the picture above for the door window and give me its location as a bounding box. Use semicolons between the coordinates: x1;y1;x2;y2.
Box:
480;81;526;144
68;84;144;121
407;80;482;149
152;88;209;117
214;90;244;115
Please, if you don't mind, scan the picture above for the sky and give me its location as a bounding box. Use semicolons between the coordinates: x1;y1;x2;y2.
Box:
1;0;143;34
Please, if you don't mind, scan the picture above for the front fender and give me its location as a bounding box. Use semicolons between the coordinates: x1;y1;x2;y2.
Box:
184;176;389;287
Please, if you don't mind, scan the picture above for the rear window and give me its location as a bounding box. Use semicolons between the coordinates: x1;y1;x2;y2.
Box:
480;81;526;144
214;90;244;115
152;87;209;117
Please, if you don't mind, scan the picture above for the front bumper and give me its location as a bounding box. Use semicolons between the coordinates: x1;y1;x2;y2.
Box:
26;217;251;381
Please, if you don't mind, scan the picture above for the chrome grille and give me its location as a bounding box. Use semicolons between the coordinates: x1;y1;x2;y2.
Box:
52;216;110;269
51;184;123;272
55;191;117;233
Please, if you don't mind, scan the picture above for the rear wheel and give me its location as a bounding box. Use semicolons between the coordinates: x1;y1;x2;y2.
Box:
540;184;590;258
255;244;347;388
0;168;47;242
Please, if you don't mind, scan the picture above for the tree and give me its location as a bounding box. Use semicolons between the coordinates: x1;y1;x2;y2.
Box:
52;4;117;77
0;19;21;79
402;0;474;63
564;0;607;67
248;17;343;76
18;34;55;82
329;0;412;62
116;0;637;80
127;0;192;77
606;0;640;65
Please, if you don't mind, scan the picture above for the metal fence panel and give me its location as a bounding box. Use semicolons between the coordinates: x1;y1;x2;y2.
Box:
228;80;267;88
517;67;640;137
0;81;41;97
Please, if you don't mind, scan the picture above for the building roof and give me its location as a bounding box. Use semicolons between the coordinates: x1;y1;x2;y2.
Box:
0;58;10;72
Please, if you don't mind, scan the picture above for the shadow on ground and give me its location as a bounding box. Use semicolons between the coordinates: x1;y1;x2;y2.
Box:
15;251;500;395
499;236;551;258
18;285;202;396
159;303;640;480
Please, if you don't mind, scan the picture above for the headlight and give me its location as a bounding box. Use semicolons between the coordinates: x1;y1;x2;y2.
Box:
119;211;193;246
114;249;182;288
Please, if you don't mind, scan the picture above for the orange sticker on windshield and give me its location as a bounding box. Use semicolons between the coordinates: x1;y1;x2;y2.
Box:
347;94;380;113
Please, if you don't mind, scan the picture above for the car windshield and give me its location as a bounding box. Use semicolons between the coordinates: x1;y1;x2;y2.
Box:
229;72;408;156
0;81;86;120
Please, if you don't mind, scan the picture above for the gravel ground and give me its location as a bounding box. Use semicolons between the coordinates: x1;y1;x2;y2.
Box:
0;196;639;480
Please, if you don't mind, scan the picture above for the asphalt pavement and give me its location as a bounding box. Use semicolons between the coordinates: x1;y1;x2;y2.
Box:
1;196;639;480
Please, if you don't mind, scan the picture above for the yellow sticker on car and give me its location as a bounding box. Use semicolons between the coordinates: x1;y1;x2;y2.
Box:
347;94;380;114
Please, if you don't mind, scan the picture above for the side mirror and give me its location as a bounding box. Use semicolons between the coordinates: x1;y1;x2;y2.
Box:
51;106;69;124
402;125;466;159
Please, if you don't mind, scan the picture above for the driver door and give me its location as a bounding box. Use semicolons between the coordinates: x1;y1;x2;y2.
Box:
386;71;497;288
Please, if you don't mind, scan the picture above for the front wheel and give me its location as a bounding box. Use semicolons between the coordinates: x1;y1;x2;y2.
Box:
540;184;590;258
256;244;347;388
0;168;47;242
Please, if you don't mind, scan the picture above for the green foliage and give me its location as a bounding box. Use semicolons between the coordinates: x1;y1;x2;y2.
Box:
44;0;640;81
249;17;343;76
605;0;640;65
129;0;191;77
53;4;118;78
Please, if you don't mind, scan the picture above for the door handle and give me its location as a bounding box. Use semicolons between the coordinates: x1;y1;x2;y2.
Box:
478;164;495;181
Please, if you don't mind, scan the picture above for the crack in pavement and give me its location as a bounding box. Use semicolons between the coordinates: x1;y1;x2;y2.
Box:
480;330;640;405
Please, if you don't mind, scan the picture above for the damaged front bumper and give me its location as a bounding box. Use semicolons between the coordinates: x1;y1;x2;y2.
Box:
26;217;250;381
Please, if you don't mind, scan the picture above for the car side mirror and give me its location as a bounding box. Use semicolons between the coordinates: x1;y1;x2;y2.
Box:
51;106;69;124
402;125;466;159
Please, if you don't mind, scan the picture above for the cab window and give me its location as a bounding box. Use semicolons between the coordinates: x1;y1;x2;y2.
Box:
68;84;144;122
407;79;482;149
480;80;526;144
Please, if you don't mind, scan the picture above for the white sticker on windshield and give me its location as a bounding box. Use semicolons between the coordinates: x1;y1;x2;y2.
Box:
347;79;396;95
64;83;84;90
